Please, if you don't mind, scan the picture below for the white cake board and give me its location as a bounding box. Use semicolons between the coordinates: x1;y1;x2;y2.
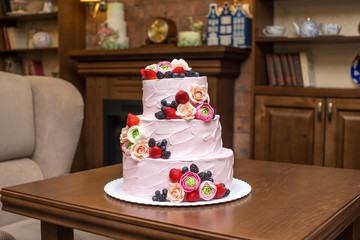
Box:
104;178;251;207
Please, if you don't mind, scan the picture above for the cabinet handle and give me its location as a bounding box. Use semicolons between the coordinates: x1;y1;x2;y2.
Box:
317;100;322;122
328;100;333;123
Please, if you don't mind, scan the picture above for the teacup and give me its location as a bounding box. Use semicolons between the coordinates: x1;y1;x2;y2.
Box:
319;23;341;35
262;25;286;37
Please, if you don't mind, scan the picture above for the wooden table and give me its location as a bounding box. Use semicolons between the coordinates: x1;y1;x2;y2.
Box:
1;159;360;240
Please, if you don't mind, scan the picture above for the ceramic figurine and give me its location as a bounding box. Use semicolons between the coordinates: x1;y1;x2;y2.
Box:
293;18;319;38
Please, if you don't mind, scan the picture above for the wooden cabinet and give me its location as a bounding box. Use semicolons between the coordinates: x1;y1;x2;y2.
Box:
250;0;360;169
254;95;360;169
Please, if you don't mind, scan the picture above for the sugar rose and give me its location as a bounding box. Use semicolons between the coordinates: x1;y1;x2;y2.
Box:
189;84;208;104
176;102;196;120
120;125;129;143
167;182;185;203
131;141;149;161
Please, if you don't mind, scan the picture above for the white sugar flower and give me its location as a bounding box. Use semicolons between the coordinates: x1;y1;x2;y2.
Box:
127;125;146;143
170;58;192;71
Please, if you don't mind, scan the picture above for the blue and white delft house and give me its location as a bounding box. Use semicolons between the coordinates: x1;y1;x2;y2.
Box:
206;2;252;48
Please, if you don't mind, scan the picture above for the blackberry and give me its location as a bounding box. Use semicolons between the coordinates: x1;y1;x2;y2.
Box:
161;151;171;159
223;189;230;197
157;142;162;148
208;178;214;182
148;138;156;147
161;139;168;146
158;194;166;202
207;171;212;178
198;172;208;182
166;102;171;107
212;108;216;119
179;73;185;78
182;166;189;173
155;111;166;119
161;99;167;106
190;163;199;173
170;100;178;109
161;145;166;151
184;70;191;77
156;71;165;79
155;190;160;196
173;73;179;78
152;196;158;201
164;71;173;78
162;188;168;195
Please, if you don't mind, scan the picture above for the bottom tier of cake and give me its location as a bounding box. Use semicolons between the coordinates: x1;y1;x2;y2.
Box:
122;148;234;199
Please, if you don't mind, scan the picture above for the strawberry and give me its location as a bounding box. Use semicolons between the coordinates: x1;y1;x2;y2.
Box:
140;69;146;77
169;168;183;183
175;90;190;104
149;146;162;158
143;69;157;80
172;66;185;74
126;113;140;127
214;184;227;199
186;191;200;202
163;107;177;119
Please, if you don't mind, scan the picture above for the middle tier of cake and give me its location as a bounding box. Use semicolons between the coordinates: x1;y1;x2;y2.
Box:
138;115;222;158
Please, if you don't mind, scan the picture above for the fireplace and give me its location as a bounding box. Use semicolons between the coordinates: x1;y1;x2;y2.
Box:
103;99;142;166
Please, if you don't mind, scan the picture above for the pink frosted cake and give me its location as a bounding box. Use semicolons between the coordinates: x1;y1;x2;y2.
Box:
120;59;234;203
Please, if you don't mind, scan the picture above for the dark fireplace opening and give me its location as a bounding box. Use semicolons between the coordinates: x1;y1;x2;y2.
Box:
103;99;142;166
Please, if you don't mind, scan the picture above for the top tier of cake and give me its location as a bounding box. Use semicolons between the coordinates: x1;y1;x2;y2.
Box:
142;76;207;117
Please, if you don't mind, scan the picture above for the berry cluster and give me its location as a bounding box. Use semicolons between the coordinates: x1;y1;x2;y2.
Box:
148;138;171;159
141;67;200;80
152;188;168;202
155;99;178;120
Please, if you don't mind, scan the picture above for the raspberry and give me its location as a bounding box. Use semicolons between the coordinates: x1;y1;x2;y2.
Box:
169;168;182;183
186;191;200;202
190;163;199;173
126;113;140;127
148;138;156;147
143;69;157;80
149;146;162;158
163;107;177;119
175;90;190;104
155;111;166;119
214;184;227;199
172;66;185;74
161;150;171;159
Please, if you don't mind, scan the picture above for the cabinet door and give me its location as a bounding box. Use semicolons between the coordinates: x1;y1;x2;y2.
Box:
324;98;360;169
254;95;325;165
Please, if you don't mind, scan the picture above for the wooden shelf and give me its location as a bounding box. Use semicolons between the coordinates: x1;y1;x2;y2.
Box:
0;47;58;54
256;36;360;44
254;86;360;98
0;12;57;22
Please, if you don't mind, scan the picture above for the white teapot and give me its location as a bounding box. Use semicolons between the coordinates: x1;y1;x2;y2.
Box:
292;18;319;38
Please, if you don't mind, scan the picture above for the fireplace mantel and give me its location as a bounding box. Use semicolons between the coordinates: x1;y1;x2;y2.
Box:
70;46;250;169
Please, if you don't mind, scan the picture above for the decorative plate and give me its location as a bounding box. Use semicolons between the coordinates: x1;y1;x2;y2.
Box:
104;178;251;207
351;53;360;84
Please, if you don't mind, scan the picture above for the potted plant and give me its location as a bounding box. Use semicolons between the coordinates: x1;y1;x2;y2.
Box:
177;17;204;47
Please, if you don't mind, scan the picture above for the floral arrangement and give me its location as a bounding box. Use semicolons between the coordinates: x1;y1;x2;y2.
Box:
152;163;230;203
189;16;206;41
97;26;129;49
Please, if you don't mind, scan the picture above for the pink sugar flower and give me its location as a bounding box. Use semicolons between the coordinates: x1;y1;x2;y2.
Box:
156;61;173;73
199;181;217;201
195;103;214;122
179;171;201;192
121;142;133;156
167;182;185;203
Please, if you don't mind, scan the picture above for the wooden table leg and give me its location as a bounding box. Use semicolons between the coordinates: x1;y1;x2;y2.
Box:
41;221;74;240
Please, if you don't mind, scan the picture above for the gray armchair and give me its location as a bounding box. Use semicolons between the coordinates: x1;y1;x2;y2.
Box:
0;72;109;240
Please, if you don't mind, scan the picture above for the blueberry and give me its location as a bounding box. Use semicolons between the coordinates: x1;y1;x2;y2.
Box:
173;73;179;78
155;190;160;196
179;73;185;78
220;183;226;187
156;71;165;79
161;145;166;151
161;139;167;146
164;71;173;78
195;72;199;77
161;106;166;111
152;196;158;201
141;76;145;80
182;166;189;173
148;138;156;147
208;178;214;182
161;99;167;106
207;171;212;178
162;188;168;195
157;142;162;148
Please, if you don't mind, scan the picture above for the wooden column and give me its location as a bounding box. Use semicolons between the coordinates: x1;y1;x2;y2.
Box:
70;46;250;169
